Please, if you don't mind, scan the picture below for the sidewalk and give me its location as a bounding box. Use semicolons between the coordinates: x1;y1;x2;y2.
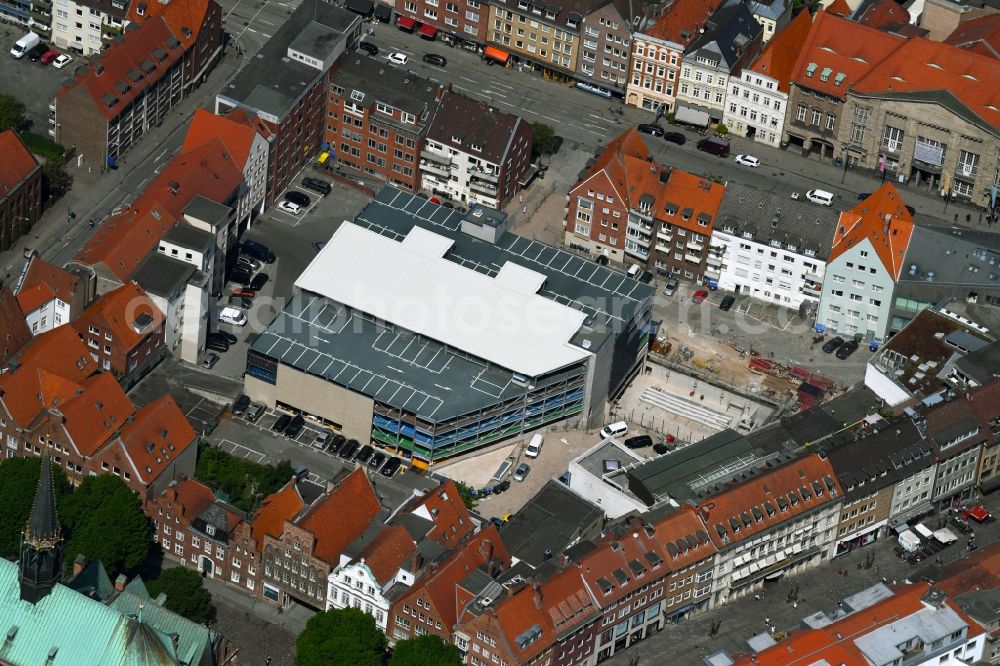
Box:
0;48;243;286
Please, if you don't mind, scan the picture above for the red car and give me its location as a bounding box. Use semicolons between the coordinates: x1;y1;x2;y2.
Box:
40;50;61;65
232;290;255;299
692;290;708;304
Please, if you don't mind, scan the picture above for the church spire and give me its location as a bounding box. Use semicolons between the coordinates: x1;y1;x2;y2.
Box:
19;450;63;604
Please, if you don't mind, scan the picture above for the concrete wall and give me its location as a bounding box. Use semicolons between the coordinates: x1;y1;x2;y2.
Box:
245;365;376;442
180;281;208;364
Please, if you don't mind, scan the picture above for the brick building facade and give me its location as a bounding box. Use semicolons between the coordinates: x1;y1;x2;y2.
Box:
0;131;42;252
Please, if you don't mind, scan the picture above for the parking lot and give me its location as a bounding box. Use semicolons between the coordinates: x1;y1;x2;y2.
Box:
0;30;77;133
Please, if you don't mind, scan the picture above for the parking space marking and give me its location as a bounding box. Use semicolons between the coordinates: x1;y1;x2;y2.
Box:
219;438;267;464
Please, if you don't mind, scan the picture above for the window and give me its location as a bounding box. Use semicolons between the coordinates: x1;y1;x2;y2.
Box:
811;108;821;125
958;150;980;177
882;125;904;152
796;104;806;122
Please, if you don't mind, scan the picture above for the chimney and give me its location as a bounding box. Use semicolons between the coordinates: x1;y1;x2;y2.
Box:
114;574;127;591
95;63;105;77
883;213;891;237
659;168;670;184
72;554;87;577
532;582;542;609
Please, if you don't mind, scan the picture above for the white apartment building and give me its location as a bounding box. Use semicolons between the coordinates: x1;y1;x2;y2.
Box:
625;30;684;113
709;183;838;308
49;0;127;55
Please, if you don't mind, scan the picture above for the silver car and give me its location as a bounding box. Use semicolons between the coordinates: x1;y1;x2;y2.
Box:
513;463;531;482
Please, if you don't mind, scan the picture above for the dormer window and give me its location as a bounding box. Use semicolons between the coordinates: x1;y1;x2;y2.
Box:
206;524;216;537
350;90;365;102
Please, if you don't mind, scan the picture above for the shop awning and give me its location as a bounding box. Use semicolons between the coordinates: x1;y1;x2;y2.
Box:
932;528;958;544
484;46;510;64
397;15;416;29
418;24;437;38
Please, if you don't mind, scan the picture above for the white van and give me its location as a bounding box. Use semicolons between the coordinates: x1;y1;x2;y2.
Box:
10;32;40;59
218;307;247;327
805;189;834;206
525;433;543;458
627;264;641;278
600;421;628;439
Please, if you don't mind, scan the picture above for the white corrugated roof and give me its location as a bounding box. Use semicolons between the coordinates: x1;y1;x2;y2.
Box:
296;223;591;376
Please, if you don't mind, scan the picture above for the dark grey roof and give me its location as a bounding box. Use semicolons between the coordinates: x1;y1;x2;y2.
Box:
899;224;1000;288
751;0;789;21
499;481;604;568
716;183;839;259
427;90;526;166
682;1;762;70
821;419;933;496
954;588;1000;627
162;224;214;252
930;415;981;446
129;253;200;299
954;340;1000;384
25;452;60;548
331;55;442;120
182;195;230;227
217;0;360;119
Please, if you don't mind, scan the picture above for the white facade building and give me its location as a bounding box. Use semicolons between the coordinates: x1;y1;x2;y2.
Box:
326;559;415;632
710;183;837;307
722;69;787;147
566;438;647;519
49;0;126;55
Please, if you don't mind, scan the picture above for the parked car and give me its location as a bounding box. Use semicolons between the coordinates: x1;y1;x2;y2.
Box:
285;190;311;207
52;53;73;68
369;451;386;470
696;137;730;157
692;290;708;304
232;289;255;300
302;177;332;195
836;339;860;359
201;353;219;368
513;463;531;482
10;31;40;59
624;435;653;449
355;445;374;463
40;49;60;65
246;403;265;422
237;256;261;271
249;273;269;292
387;52;408;66
663;132;686;145
524;433;543;458
734;154;760;168
230;268;252;286
272;414;291;432
422;53;447;67
339;439;361;459
637;123;665;137
277;200;301;215
359;41;378;55
314;431;330;449
822;336;845;353
208;330;237;345
228;295;252;308
327;433;346;454
27;43;48;62
719;294;736;311
664;279;679;297
218;307;247;326
242;240;275;264
206;337;229;353
284;414;305;439
653;442;671;455
232;394;251;415
380;456;402;477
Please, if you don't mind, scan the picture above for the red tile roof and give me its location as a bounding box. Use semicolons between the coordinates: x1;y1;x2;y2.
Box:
73;282;164;352
252;480;304;544
854;0;911;31
747;8;812;93
60;372;136;456
126;0;212;49
57;17;187;122
0;287;31;368
16;256;81;314
412;479;475;549
696;454;841;548
300;467;382;565
356;525;416;586
969;381;1000;425
0;130;39;196
579;523;670;606
824;0;850;16
643;0;724;46
653;508;718;569
731;583;984;665
492;566;595;663
407;525;510;630
945;15;1000;60
76;138;241;280
118;394;197;484
574;128;651;201
829;182;914;280
852;37;1000;131
182;109;257;168
0;326;97;426
931;541;1000;597
790;11;903;98
223;108;275;141
167;478;218;518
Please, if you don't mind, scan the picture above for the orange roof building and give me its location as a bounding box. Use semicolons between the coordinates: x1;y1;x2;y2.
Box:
944;14;1000;60
0;130;43;251
14;255;88;331
0;287;31;370
816;183;914;341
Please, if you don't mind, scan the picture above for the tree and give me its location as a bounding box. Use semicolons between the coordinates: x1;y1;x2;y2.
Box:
0;95;27;133
295;607;387;666
715;124;729;136
0;457;71;558
532;122;557;157
196;443;293;513
390;635;463;666
60;473;150;577
146;567;215;624
454;481;477;511
42;156;74;202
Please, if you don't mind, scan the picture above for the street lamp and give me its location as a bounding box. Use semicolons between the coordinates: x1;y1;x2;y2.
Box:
840;146;850;184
